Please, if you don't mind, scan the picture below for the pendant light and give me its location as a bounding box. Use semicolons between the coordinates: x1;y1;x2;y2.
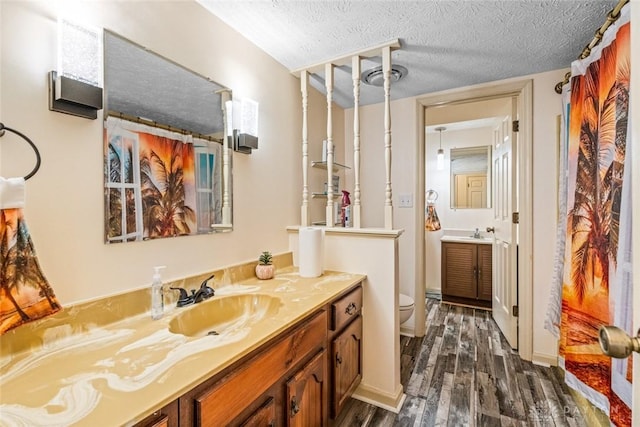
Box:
435;126;446;170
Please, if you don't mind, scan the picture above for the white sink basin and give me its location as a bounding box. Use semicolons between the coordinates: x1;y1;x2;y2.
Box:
440;235;492;245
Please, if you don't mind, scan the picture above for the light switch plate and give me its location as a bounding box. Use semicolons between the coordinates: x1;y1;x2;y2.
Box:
399;193;413;208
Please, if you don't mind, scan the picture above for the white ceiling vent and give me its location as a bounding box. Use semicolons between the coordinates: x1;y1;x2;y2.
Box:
361;64;408;86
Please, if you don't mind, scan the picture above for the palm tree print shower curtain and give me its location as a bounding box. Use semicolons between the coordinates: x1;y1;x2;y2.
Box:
559;6;631;425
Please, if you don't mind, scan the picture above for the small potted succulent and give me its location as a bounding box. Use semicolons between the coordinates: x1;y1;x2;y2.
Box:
255;251;275;280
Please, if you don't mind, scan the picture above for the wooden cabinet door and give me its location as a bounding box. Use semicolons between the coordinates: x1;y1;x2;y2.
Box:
240;397;276;427
477;244;493;301
442;242;477;298
286;350;326;427
190;311;326;427
331;315;362;418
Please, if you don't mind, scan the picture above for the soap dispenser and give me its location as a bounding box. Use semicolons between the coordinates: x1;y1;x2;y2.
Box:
151;266;166;320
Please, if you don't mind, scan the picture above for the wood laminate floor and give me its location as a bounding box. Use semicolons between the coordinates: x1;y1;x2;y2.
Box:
334;299;591;427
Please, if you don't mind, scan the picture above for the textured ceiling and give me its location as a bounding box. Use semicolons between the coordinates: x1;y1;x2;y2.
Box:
197;0;618;108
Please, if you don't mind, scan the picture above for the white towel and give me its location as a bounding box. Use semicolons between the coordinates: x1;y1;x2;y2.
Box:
0;177;25;210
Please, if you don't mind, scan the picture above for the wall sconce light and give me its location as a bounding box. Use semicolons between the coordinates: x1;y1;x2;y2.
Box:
226;98;259;154
48;18;103;120
435;126;446;170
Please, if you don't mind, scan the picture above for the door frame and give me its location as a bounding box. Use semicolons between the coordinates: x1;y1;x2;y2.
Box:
414;79;533;361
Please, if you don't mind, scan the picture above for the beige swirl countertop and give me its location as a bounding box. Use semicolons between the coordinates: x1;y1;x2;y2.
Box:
0;267;365;426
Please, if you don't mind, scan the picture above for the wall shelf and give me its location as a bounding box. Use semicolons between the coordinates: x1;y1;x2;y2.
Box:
311;192;340;199
311;161;351;172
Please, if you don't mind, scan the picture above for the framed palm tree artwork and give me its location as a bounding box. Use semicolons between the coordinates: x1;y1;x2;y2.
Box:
104;117;221;243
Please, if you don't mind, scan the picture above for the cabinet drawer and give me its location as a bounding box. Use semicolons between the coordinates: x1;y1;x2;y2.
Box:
331;286;362;331
240;397;276;427
194;310;327;426
131;400;178;427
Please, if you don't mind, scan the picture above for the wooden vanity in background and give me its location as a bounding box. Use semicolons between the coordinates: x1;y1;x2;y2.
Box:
441;238;492;309
134;284;363;427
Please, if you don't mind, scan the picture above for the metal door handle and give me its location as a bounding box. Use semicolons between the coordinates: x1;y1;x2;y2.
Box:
598;326;640;358
486;227;495;233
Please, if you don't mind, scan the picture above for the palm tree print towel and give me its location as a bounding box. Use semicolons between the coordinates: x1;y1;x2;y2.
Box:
0;177;60;335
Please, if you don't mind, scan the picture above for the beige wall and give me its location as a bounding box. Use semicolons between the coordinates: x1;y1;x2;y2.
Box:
344;68;568;360
0;1;332;304
343;97;417;319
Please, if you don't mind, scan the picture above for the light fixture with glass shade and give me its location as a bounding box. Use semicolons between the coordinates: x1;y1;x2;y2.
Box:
227;98;259;154
435;126;446;170
49;18;103;119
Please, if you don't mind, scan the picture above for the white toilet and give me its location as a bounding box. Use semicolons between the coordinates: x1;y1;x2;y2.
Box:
399;293;415;324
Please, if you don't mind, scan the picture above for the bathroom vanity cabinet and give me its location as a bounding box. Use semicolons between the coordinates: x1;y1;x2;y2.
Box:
134;283;363;427
178;309;327;426
441;241;492;308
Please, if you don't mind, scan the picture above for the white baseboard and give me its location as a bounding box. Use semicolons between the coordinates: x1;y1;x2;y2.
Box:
352;383;405;413
532;352;558;367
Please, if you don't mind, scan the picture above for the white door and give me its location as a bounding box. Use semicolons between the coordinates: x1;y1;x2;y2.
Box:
490;103;518;348
467;175;487;208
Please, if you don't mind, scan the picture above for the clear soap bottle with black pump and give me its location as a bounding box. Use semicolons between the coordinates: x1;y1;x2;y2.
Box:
151;266;166;320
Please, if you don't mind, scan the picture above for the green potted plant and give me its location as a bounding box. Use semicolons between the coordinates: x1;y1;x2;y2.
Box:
255;251;275;280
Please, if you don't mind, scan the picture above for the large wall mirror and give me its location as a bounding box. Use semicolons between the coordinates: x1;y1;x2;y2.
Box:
450;146;491;209
103;31;232;243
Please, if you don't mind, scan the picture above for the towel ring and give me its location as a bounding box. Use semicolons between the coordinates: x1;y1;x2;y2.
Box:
0;123;41;180
426;189;438;204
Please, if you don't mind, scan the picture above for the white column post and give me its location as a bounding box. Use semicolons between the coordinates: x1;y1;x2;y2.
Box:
300;70;310;226
325;63;335;227
382;46;393;229
352;55;362;228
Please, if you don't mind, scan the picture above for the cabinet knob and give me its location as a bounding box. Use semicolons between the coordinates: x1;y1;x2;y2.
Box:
345;302;357;315
336;353;343;365
291;397;300;417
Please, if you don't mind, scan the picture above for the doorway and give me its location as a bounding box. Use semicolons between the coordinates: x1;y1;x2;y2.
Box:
414;80;533;360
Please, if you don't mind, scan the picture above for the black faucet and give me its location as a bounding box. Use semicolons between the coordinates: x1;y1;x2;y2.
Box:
193;275;215;303
170;274;215;307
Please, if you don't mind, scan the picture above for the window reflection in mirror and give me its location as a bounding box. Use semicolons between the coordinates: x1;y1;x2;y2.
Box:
103;31;232;243
450;146;491;209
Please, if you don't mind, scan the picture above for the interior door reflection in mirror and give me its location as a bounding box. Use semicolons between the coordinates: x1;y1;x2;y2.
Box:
103;31;232;243
450;146;492;209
